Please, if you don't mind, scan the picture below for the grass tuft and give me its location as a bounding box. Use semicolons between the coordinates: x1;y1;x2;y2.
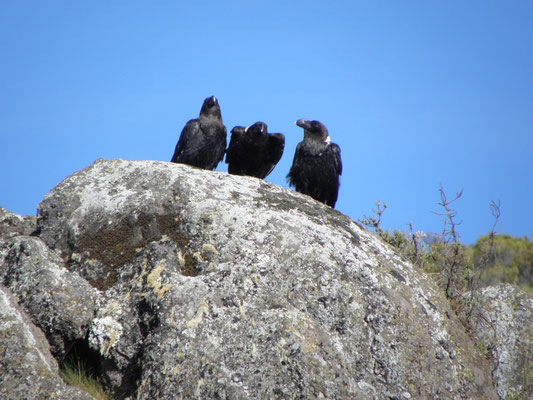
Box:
60;360;110;400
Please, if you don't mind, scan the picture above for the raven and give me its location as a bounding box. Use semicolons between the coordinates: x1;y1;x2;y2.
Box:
225;121;285;179
170;96;227;170
287;119;342;207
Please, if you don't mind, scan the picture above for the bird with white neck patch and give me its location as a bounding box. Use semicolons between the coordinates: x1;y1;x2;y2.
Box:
287;119;342;208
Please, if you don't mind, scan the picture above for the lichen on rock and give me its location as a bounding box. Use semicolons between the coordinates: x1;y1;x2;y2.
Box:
30;158;498;399
463;284;533;400
0;235;98;359
89;315;123;356
3;158;523;399
0;284;95;400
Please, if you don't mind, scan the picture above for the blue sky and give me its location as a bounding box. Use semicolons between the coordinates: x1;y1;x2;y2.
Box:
1;1;532;244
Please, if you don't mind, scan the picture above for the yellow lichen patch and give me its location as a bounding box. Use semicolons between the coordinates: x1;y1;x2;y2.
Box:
195;377;205;397
186;300;209;329
136;377;150;400
276;337;289;362
100;333;117;356
201;243;219;259
101;301;121;316
87;258;100;267
147;265;174;300
303;339;319;354
157;284;174;300
192;252;203;263
286;317;320;354
176;251;185;267
135;261;149;288
147;265;164;286
175;351;185;362
239;298;246;317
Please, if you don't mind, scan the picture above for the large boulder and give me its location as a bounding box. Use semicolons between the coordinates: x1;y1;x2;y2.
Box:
29;158;496;400
464;284;533;400
1;235;98;358
0;284;95;400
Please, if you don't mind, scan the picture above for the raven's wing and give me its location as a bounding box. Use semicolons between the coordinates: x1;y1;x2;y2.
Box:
225;127;244;165
217;124;228;164
286;142;308;187
171;119;200;163
256;133;285;178
322;142;342;207
267;133;285;164
330;143;342;176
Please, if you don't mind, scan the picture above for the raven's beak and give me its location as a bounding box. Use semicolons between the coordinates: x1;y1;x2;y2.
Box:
295;118;311;130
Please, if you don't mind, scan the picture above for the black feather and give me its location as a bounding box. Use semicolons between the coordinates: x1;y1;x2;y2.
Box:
225;121;285;179
287;119;342;208
171;96;227;170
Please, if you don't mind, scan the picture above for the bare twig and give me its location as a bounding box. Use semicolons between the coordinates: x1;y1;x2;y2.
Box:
470;200;500;290
407;222;426;268
431;184;464;243
430;185;465;299
463;199;501;322
359;200;388;233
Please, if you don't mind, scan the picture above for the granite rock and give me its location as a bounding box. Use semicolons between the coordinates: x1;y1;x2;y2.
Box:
31;158;497;399
464;284;533;400
0;284;95;400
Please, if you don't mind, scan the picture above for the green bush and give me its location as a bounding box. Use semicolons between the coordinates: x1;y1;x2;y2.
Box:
473;234;533;292
360;191;533;300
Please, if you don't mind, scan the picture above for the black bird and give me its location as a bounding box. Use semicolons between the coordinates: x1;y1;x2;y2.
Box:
170;96;227;170
287;119;342;207
225;121;285;179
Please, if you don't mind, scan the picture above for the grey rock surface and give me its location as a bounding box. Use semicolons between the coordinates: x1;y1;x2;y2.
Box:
0;284;95;400
0;206;37;274
32;158;497;400
464;284;533;400
1;235;99;358
0;205;36;240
